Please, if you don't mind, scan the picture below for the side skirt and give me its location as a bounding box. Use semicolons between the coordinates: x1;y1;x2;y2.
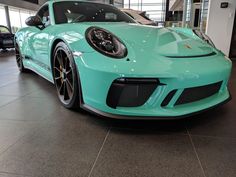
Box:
23;55;54;84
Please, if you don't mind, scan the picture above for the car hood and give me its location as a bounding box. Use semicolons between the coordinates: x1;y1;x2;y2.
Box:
61;23;215;57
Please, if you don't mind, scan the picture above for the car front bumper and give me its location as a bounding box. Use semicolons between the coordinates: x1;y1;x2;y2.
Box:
74;51;232;119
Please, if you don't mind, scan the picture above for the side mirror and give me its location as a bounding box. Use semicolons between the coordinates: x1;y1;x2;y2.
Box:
25;16;44;27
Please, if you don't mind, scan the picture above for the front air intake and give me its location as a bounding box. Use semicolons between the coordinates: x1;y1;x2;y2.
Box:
106;78;159;108
175;81;222;105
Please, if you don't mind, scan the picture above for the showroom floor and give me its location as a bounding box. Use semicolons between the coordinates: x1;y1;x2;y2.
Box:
0;49;235;177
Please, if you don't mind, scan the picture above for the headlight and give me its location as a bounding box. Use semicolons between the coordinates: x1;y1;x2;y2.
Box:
193;29;215;47
86;27;127;59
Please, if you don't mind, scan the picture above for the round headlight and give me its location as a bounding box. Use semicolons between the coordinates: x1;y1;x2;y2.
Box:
193;29;215;47
85;27;127;59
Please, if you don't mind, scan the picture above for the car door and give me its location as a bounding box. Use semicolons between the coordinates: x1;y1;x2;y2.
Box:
29;4;51;74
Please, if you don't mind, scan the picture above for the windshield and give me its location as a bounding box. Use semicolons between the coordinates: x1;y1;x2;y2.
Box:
0;26;10;33
53;1;136;24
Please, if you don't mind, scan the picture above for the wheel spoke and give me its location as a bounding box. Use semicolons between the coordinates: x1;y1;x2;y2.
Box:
59;50;65;68
57;56;64;68
55;76;61;80
54;66;61;73
63;82;69;100
66;81;73;98
66;78;73;92
66;68;72;75
65;56;68;70
58;81;64;95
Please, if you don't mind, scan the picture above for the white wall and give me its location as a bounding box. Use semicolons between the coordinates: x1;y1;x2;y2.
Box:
206;0;236;56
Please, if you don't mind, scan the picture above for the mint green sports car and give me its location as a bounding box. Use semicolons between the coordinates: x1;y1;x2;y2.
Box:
15;0;232;119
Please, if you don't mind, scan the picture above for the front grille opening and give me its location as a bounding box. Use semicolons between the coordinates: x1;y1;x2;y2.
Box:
175;81;222;106
107;78;159;108
161;89;178;107
165;52;216;58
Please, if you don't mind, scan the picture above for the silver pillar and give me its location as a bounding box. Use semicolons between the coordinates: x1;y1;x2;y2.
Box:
4;6;11;33
200;0;205;32
182;0;188;27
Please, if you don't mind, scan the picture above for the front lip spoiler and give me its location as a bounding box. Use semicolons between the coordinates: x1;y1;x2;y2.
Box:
80;94;232;120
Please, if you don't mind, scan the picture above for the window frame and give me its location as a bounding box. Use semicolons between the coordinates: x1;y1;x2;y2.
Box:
36;4;51;28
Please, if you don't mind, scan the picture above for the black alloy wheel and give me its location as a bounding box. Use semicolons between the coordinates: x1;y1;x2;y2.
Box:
53;42;80;109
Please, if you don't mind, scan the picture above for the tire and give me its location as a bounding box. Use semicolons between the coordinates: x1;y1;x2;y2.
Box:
15;44;28;72
53;42;81;109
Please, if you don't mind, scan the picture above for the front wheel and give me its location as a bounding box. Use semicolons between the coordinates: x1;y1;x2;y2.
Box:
53;42;80;109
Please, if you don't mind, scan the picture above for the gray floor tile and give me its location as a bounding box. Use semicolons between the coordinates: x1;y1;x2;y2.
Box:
27;84;57;98
0;82;36;96
44;105;112;129
0;116;109;177
89;128;205;177
0;76;18;88
0;97;61;121
0;73;53;97
191;136;236;177
0;96;19;108
0;172;31;177
0;120;36;154
186;100;236;139
110;119;188;134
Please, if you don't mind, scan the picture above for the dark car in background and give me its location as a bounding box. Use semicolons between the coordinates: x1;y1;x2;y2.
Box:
0;25;14;50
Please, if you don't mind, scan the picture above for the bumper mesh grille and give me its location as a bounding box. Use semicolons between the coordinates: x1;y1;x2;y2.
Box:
175;81;222;106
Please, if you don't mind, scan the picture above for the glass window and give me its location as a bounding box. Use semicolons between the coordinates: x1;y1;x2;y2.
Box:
124;0;166;22
0;5;36;32
20;10;31;27
53;1;135;24
0;26;10;33
36;5;51;27
200;0;209;32
114;0;123;8
30;11;36;16
9;8;21;33
0;6;7;26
